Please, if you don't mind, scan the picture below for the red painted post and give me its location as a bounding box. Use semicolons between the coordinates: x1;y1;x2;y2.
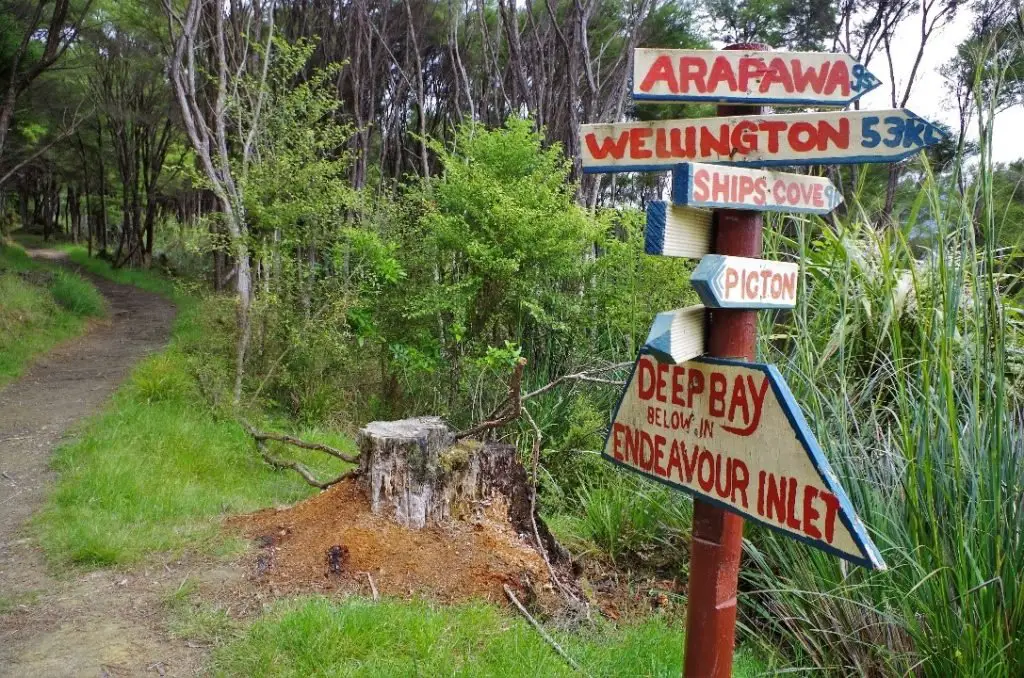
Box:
682;42;768;678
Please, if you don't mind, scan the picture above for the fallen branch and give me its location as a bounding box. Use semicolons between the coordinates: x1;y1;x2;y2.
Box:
504;585;586;675
241;420;361;490
522;405;587;615
365;571;380;601
241;420;360;464
253;438;359;490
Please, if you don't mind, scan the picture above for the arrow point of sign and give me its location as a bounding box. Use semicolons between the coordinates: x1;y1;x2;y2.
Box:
643;306;706;364
690;255;726;309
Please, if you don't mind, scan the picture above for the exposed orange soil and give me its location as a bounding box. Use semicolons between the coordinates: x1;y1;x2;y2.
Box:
229;478;562;611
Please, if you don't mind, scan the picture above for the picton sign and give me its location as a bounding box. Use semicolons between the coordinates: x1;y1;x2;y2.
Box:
579;43;940;678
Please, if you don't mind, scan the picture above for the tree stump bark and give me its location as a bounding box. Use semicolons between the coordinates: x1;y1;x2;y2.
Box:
357;417;565;562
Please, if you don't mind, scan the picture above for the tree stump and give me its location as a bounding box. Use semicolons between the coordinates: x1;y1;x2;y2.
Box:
357;417;565;562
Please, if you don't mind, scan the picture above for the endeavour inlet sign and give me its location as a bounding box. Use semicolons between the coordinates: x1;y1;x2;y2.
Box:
604;352;885;569
580;109;948;172
632;48;880;106
672;162;842;214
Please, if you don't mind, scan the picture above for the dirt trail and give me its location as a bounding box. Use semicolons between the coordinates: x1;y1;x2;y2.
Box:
0;250;207;677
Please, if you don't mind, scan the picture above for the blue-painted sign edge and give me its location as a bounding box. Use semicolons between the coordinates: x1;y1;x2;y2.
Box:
602;349;887;570
645;202;667;255
632;89;876;107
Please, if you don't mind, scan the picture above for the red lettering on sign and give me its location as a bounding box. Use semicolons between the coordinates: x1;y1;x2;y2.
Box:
687;369;704;408
585;132;629;160
820;491;840;544
816;118;849;150
693;168;710;201
789;122;817;152
791;60;829;95
700;124;730;158
732;120;759;154
785;477;803;530
714;453;731;499
639;55;678;93
709;372;727;416
706;56;738;92
678;56;707;93
697;448;715;492
824;60;850;96
802;484;821;539
758;120;787;153
765;473;786;523
737;57;767;91
630;127;653;159
638;358;656;400
612;423;625;460
666;439;683;480
759;57;794;93
653;434;667;477
731;459;749;508
722;375;769;436
728;375;750;426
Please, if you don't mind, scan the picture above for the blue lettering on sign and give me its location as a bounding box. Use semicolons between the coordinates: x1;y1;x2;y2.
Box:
883;116;904;148
925;124;945;146
902;118;924;147
849;64;880;93
861;116;881;148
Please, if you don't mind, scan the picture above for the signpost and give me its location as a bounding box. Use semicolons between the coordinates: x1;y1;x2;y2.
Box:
672;162;842;214
632;48;880;106
604;352;885;568
578;41;942;678
580;109;948;172
691;254;799;309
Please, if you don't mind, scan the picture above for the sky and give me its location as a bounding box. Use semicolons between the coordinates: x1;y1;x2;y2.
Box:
858;9;1023;164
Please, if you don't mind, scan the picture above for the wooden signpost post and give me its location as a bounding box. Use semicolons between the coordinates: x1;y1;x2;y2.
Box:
580;43;945;677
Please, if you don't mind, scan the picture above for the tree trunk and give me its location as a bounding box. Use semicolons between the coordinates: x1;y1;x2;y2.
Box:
356;417;564;563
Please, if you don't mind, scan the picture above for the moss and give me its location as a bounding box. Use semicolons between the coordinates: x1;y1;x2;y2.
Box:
439;440;481;474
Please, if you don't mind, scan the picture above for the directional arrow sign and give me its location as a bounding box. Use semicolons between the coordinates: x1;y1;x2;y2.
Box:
643;306;706;365
645;202;712;258
691;255;798;309
633;48;880;107
672;162;842;215
604;351;886;569
580;109;948;173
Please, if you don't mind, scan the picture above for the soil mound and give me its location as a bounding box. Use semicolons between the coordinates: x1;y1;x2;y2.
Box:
230;478;561;611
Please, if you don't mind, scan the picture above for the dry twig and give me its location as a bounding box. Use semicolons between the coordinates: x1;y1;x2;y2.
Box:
503;585;586;675
241;420;361;490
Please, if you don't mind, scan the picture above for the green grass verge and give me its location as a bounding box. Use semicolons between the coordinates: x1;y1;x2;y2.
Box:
0;244;105;387
210;597;766;677
35;251;352;568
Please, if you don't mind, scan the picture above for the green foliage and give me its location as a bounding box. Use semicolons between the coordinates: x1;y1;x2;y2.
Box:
0;244;103;386
35;285;354;568
50;270;105;317
210;596;766;677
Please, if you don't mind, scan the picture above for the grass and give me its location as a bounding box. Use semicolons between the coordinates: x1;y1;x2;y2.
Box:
210;596;767;677
34;252;353;567
0;243;105;387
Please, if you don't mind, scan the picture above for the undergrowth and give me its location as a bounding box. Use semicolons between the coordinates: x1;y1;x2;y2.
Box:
35;250;353;567
0;243;104;386
210;596;767;677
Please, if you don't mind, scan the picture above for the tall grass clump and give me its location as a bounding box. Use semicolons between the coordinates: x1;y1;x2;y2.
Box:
741;71;1024;675
50;270;106;317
